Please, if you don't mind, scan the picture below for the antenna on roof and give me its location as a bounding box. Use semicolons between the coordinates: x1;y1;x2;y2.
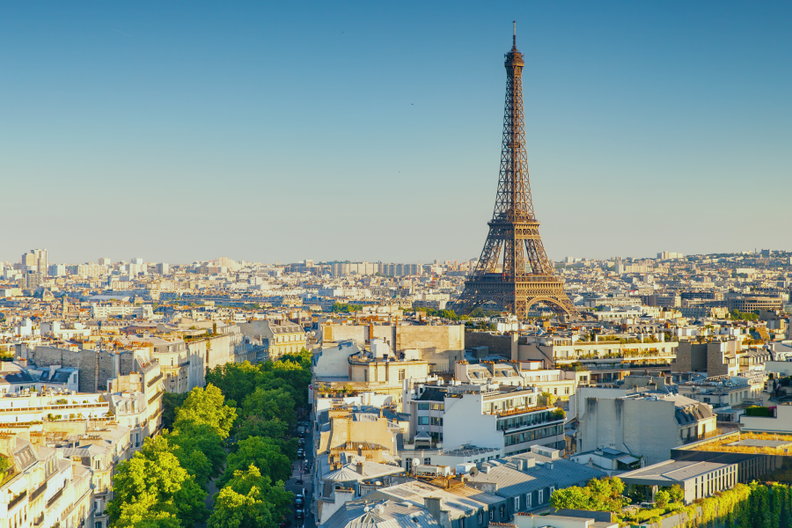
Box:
513;20;517;48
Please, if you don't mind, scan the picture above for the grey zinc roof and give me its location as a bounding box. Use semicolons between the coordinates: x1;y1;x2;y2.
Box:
324;461;403;482
323;498;440;528
620;460;735;486
467;456;607;499
371;480;503;519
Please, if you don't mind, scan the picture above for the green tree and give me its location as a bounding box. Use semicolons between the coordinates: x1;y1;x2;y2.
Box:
161;392;187;431
668;484;684;504
107;436;207;528
168;422;226;488
206;361;260;407
220;436;291;487
236;416;297;460
550;486;591;510
209;465;293;528
240;387;296;429
655;489;670;509
174;384;237;439
111;492;181;528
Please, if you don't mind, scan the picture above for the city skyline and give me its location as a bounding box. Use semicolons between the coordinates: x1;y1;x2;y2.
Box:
1;1;790;264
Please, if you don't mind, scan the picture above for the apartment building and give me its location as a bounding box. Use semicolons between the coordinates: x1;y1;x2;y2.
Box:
239;319;306;359
404;381;565;454
0;434;93;528
576;388;717;465
453;361;585;400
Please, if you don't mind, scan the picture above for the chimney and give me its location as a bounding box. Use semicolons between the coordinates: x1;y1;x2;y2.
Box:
424;497;445;524
358;445;363;457
510;332;519;361
356;462;364;475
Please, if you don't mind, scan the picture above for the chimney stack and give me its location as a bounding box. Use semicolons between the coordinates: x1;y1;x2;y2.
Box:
356;462;364;475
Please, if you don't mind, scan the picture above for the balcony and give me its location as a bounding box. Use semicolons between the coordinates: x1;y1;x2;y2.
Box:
33;513;45;526
9;490;27;510
47;486;65;508
30;481;48;501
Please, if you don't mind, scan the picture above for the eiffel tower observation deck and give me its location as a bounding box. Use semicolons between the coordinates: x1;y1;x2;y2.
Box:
454;24;578;320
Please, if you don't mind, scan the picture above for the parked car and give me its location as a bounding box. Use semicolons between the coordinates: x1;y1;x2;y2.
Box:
295;510;305;521
294;496;305;508
297;448;305;459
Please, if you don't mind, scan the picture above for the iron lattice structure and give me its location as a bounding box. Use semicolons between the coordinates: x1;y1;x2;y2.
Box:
455;29;578;319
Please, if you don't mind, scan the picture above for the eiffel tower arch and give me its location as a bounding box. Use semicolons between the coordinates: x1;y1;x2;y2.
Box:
454;24;578;320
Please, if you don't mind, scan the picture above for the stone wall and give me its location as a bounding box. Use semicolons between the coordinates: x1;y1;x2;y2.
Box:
396;325;464;372
25;345;137;393
465;331;511;358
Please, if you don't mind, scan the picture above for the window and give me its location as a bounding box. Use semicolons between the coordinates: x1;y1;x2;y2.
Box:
499;504;505;518
478;511;483;524
399;369;405;381
418;417;429;425
431;417;441;426
538;490;544;504
526;493;532;508
489;510;494;521
418;403;430;410
514;496;520;510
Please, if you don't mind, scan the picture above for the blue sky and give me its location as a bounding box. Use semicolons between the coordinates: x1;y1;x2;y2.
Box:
1;2;790;265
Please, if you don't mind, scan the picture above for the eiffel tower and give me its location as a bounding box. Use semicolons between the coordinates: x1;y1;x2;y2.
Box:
454;24;577;319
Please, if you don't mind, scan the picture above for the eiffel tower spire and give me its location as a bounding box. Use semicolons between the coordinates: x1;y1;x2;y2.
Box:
454;26;577;319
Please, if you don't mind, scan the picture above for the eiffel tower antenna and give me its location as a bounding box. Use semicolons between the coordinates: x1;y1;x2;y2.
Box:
454;26;578;320
513;20;516;48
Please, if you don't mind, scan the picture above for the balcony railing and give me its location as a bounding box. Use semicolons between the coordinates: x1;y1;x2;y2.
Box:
31;481;48;501
9;490;27;509
47;486;65;508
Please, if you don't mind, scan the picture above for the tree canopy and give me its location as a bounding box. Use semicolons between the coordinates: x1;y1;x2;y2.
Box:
208;465;292;528
550;477;628;512
220;436;292;488
107;436;207;528
174;384;237;439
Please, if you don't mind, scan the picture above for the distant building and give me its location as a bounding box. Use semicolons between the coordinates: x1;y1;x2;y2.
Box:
238;319;306;360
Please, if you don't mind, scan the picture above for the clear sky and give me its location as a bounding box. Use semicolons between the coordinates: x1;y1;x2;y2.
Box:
1;1;790;265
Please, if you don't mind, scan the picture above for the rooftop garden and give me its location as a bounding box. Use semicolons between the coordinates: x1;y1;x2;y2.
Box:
691;432;792;455
551;477;791;527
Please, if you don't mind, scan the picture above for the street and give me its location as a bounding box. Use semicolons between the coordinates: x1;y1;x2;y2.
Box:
283;425;316;528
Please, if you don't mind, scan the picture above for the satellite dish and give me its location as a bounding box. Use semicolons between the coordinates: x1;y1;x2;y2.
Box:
469;467;479;477
412;458;421;468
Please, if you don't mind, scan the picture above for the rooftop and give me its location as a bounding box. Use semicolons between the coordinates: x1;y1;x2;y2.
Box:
620;459;735;485
680;432;792;455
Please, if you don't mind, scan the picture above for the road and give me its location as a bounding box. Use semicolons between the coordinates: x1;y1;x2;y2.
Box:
284;426;316;528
